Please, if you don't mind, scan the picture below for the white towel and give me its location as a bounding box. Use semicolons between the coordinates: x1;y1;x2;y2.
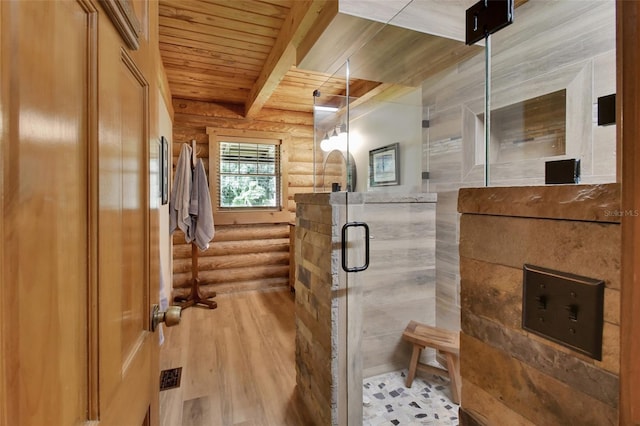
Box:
189;158;215;250
169;143;193;240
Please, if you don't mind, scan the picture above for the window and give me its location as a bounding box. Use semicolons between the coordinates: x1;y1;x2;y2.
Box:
219;141;279;208
207;128;289;225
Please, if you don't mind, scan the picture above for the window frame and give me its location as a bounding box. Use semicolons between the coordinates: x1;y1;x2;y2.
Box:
207;127;290;225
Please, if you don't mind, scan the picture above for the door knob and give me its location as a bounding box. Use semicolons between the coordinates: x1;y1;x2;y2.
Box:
151;304;181;331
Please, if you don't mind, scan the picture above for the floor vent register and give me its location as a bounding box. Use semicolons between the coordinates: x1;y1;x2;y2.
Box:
159;367;182;391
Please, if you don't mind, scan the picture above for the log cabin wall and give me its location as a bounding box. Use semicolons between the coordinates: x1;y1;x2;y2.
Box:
171;98;315;296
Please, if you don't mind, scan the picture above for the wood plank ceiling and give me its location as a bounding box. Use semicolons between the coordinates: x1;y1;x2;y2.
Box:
157;1;524;118
158;0;342;116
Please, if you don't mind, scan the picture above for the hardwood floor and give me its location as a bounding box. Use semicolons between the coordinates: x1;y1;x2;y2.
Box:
159;289;313;426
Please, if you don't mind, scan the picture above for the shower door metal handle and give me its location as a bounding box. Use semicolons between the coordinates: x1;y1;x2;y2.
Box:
341;222;370;272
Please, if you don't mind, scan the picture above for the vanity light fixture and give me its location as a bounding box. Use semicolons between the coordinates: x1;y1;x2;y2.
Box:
320;129;334;152
314;105;339;113
321;124;348;152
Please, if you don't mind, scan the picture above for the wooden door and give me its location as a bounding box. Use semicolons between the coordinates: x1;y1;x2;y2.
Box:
619;1;640;423
96;1;158;423
0;1;161;425
0;1;93;424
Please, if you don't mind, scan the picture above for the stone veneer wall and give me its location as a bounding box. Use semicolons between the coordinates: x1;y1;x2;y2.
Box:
294;193;343;426
457;184;620;425
294;192;437;425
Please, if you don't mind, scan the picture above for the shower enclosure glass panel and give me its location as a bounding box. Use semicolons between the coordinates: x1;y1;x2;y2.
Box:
311;2;475;423
310;0;617;423
313;79;350;193
488;0;617;186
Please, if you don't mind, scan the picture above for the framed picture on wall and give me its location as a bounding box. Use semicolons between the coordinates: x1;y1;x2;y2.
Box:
160;136;169;205
369;143;400;187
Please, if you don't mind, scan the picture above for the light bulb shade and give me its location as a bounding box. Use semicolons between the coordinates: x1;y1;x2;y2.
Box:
320;138;331;152
320;124;351;152
320;132;330;152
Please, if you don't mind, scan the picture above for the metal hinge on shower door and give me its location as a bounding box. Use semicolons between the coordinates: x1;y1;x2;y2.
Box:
466;0;514;45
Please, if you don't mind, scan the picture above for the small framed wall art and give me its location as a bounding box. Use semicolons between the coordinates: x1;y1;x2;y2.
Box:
369;143;400;187
160;136;169;205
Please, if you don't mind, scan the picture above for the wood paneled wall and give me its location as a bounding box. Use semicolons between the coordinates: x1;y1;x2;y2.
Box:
170;98;316;296
458;185;620;425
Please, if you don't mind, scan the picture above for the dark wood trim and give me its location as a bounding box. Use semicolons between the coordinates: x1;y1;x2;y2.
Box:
618;1;640;424
459;407;486;426
99;0;141;50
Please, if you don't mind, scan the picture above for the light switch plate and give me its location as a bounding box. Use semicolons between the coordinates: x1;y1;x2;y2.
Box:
522;264;604;360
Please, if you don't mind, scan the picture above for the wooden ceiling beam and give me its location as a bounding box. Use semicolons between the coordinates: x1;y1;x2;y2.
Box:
244;0;338;118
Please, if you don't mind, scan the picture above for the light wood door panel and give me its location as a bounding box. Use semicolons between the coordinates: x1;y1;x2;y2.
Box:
97;6;154;426
0;0;94;424
0;1;159;425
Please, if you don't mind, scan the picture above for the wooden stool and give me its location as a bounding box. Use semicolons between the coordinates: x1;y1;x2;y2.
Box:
402;320;461;404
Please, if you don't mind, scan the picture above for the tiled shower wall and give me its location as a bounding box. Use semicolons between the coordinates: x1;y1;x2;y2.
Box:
421;1;616;331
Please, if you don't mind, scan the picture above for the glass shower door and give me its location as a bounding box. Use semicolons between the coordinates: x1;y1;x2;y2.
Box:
310;2;477;422
310;0;499;423
313;65;368;425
